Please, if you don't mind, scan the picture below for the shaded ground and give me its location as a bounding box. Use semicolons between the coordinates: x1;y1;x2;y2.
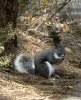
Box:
0;27;81;100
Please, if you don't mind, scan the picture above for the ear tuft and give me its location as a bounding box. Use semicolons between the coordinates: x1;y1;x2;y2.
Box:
52;31;61;45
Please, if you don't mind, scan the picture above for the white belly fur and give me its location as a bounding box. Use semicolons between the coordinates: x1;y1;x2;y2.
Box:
45;61;56;77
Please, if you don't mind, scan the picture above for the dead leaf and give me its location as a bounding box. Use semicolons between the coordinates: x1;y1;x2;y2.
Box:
62;24;69;32
66;85;74;90
31;17;36;22
65;47;72;53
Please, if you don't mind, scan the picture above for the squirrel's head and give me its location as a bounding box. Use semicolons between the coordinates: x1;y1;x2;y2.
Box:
52;32;66;60
53;44;66;60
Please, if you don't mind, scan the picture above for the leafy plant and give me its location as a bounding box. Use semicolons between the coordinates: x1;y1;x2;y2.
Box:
0;26;16;45
0;55;11;66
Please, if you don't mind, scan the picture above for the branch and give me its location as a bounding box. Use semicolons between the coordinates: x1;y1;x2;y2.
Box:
35;0;72;31
48;0;72;20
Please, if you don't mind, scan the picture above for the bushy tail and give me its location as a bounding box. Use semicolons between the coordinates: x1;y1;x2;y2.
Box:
14;53;35;74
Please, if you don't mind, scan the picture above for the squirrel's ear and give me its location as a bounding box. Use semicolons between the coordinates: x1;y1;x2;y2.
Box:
52;32;61;46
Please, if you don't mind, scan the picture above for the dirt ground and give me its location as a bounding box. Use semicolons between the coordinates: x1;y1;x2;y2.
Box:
0;27;81;100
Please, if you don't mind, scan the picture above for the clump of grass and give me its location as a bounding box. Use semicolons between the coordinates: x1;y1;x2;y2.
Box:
0;55;11;66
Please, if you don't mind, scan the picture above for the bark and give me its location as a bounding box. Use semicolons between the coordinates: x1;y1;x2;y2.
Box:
0;0;18;51
0;0;18;28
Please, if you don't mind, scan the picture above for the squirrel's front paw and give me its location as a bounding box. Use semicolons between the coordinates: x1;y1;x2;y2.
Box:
49;78;56;82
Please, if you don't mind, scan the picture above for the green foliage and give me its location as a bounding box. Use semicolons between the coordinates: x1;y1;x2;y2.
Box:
74;26;81;33
0;55;11;66
18;0;29;14
0;34;8;45
0;27;8;45
0;26;15;67
41;0;50;8
0;27;15;45
18;0;51;15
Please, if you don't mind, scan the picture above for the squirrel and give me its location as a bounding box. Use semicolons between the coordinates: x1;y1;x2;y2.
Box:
14;33;66;79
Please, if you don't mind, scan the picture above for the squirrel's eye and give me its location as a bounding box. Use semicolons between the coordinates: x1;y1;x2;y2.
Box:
59;49;62;52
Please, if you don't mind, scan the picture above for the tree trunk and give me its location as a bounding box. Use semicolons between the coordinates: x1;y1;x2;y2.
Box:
0;0;18;28
0;0;18;55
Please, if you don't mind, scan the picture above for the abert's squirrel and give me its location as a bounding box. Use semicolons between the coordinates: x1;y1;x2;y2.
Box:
14;34;66;79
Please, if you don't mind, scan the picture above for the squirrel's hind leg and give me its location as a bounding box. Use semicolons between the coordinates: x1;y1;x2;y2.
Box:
40;61;55;79
40;65;50;79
